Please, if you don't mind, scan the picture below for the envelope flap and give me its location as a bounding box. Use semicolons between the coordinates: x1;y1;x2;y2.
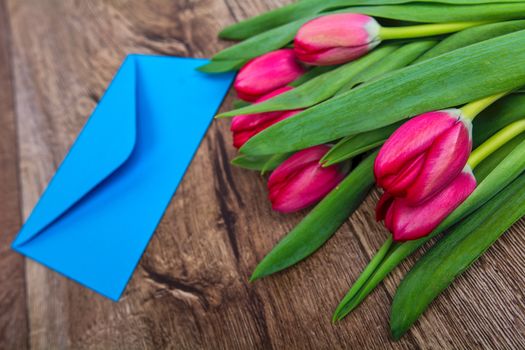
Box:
12;56;138;246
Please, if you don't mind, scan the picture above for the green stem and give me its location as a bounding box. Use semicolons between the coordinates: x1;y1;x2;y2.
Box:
460;92;508;120
332;236;394;322
379;21;487;41
468;119;525;169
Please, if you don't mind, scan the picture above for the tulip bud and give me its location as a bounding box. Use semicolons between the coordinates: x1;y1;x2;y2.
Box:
294;14;381;66
374;109;472;205
376;167;476;241
231;86;302;149
233;49;306;102
268;145;346;213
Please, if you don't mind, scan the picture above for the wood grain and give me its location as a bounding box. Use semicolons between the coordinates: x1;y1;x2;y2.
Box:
1;0;525;348
0;1;29;349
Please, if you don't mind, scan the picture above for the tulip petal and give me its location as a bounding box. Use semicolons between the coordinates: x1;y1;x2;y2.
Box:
295;42;379;66
379;153;426;197
405;118;472;203
375;110;459;177
270;162;345;213
376;191;393;221
232;110;300;148
295;14;379;52
294;14;380;66
268;145;346;213
231;86;300;148
234;49;305;101
268;145;329;188
375;107;473;205
390;170;476;241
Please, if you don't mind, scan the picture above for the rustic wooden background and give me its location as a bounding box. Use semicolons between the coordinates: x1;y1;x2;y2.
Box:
1;0;525;349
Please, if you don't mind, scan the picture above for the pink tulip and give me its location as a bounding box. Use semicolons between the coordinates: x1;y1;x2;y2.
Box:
268;145;346;213
230;86;302;149
376;168;476;241
233;49;306;102
294;13;381;66
374;109;472;205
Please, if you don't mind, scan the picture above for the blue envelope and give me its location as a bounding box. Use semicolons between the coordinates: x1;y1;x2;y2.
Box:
11;54;234;300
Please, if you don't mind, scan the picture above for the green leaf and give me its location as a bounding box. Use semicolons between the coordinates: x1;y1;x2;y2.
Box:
333;137;525;321
321;123;402;166
241;30;525;155
218;0;325;40
250;152;376;281
473;133;525;182
220;0;525;41
473;93;525;147
290;65;339;87
260;153;293;174
232;99;251;109
214;19;308;62
324;28;525;167
210;3;525;68
217;45;399;118
197;59;245;73
335;40;436;95
390;172;525;339
414;19;525;63
231;153;290;172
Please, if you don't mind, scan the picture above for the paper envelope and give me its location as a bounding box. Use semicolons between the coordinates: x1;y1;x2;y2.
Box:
11;54;234;300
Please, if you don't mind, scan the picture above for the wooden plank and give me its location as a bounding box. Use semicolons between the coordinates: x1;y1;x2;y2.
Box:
5;0;525;348
0;0;29;349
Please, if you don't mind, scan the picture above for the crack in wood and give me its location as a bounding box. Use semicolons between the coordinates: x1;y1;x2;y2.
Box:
142;264;210;310
212;129;241;261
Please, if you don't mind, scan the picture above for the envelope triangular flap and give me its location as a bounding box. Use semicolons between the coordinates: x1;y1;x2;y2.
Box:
12;56;138;246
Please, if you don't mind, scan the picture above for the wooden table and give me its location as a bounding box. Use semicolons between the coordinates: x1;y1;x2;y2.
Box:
1;1;525;348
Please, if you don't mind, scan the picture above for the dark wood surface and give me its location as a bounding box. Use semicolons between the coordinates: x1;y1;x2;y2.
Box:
1;0;525;349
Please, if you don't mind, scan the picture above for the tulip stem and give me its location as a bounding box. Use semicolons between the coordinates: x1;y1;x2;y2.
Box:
468;119;525;169
332;235;394;322
379;21;487;41
460;92;508;120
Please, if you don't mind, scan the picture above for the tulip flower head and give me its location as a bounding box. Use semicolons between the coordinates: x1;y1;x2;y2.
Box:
233;49;306;102
268;145;347;213
230;86;302;149
376;167;476;241
294;13;381;66
374;109;472;205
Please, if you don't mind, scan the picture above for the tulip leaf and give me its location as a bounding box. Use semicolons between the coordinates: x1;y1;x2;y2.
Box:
219;41;435;117
250;152;377;281
241;30;525;155
201;2;525;73
201;19;309;73
231;153;290;172
473;93;525;147
219;0;525;41
217;45;399;118
289;65;339;87
260;153;293;175
473;133;525;182
196;59;245;73
414;19;525;63
333;137;525;321
390;172;525;339
321;123;402;167
335;40;436;96
218;0;325;41
324;31;525;167
232;99;250;109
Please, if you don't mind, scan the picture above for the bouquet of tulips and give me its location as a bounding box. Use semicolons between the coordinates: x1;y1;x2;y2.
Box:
200;0;525;339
